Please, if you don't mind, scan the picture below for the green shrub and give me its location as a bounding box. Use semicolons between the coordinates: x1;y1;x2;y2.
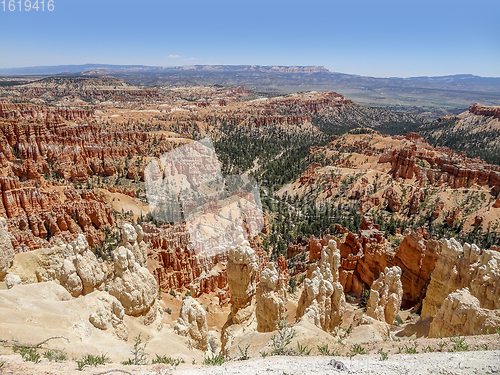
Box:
151;355;185;366
296;342;312;356
13;347;40;363
238;344;250;360
122;332;150;365
359;289;370;311
43;350;66;362
203;353;225;366
271;319;296;355
378;348;388;361
317;344;335;356
345;294;356;303
404;344;418;354
393;315;404;326
349;344;366;356
76;354;111;371
449;335;468;352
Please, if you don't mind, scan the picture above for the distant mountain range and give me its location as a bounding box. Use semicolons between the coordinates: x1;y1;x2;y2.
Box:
1;64;499;117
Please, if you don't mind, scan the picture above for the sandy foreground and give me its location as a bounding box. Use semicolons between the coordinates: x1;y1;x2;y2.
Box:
1;350;500;375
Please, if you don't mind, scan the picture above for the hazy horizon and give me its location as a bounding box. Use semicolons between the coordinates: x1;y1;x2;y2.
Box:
0;0;499;78
1;63;500;80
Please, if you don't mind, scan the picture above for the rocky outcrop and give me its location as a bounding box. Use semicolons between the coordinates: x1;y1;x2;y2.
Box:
146;222;230;296
88;291;128;341
256;263;287;332
60;234;106;296
383;185;401;212
421;239;500;318
109;246;162;328
174;296;209;351
429;288;500;337
221;231;259;354
393;231;441;304
468;103;500;119
120;223;148;268
296;240;346;332
366;266;403;325
7;234;106;297
0;217;14;280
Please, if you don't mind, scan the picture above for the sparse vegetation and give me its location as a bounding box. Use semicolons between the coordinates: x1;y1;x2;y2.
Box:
404;343;419;354
349;344;366;356
345;294;356;303
203;353;225;365
393;315;404;326
122;332;150;365
43;349;67;362
378;348;388;360
238;344;250;360
270;319;296;355
76;354;111;371
359;289;370;311
317;343;336;356
449;335;469;352
13;347;41;363
151;355;185;366
296;342;312;356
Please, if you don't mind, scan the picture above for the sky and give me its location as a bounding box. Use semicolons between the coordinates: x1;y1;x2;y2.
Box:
0;0;498;77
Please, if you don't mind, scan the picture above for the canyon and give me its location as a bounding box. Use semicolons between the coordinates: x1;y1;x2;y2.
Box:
0;77;499;373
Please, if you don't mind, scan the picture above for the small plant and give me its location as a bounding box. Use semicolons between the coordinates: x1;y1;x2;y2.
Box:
449;335;468;352
481;344;488;351
349;344;366;356
359;289;370;311
496;327;500;336
317;344;331;356
378;348;388;361
0;360;6;369
435;333;442;339
238;344;250;360
43;350;67;362
185;291;191;297
203;353;225;366
345;294;356;303
288;277;297;294
397;346;403;354
261;351;269;358
151;355;185;366
437;341;446;351
164;307;172;315
422;346;434;353
76;354;111;371
297;342;312;356
271;319;296;355
404;344;418;354
393;315;404;326
170;289;176;298
122;332;150;365
13;347;40;363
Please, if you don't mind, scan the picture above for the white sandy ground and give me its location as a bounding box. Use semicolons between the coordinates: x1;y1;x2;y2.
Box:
0;351;499;375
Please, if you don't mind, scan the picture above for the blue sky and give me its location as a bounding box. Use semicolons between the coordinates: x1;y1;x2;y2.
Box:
0;0;498;77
